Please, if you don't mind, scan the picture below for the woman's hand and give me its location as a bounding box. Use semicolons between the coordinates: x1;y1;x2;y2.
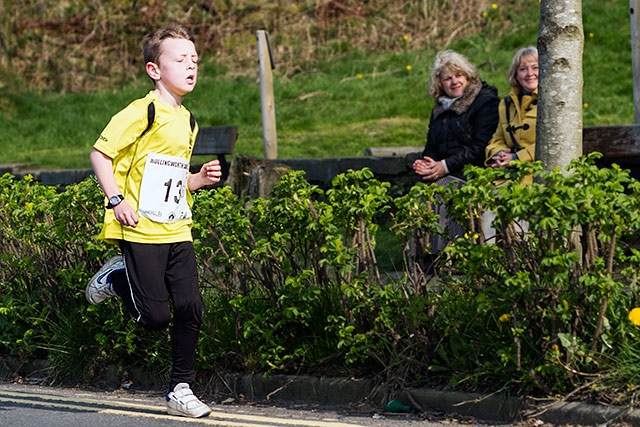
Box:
490;150;514;168
413;156;445;181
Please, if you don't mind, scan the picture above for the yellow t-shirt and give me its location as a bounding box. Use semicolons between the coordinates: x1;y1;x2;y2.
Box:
93;91;198;244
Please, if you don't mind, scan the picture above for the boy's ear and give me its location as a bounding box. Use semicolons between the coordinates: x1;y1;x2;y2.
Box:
146;62;161;81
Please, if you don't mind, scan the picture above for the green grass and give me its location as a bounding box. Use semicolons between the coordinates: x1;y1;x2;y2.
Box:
0;0;634;170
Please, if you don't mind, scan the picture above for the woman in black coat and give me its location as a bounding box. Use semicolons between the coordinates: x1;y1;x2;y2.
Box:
414;50;500;181
412;50;499;255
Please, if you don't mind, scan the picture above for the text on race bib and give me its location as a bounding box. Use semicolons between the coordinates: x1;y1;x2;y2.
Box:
138;152;191;223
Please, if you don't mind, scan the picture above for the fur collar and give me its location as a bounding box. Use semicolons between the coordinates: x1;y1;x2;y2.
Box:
432;80;482;118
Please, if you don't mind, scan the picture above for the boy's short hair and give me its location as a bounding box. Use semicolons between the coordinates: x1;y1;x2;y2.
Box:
143;25;195;65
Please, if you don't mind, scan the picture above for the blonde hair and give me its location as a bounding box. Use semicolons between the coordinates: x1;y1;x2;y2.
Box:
507;46;538;88
428;50;480;98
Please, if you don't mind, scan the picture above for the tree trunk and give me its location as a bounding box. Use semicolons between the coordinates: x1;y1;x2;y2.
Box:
631;0;640;123
536;0;584;173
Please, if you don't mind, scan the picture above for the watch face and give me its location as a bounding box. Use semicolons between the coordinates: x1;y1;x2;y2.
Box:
108;195;123;208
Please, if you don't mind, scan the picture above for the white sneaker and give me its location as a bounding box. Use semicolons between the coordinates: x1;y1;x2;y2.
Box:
166;383;212;418
85;256;125;305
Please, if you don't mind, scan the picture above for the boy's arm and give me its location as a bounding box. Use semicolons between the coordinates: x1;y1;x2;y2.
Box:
187;159;222;191
90;148;139;227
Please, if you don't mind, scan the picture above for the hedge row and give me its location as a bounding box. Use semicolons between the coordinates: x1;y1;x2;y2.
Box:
2;155;640;404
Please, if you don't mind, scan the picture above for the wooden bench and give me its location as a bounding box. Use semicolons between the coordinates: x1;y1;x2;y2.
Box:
193;126;238;180
364;146;423;157
583;125;640;158
364;125;640;159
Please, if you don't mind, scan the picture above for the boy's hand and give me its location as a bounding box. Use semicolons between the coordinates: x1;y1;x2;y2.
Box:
189;160;223;190
113;201;139;228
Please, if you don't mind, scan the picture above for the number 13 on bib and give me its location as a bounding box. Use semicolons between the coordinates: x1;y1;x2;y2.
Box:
138;152;192;223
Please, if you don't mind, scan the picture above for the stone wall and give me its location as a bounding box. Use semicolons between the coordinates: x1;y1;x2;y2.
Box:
2;153;424;197
227;154;422;198
4;152;640;198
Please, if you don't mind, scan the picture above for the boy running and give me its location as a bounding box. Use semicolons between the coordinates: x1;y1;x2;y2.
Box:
86;25;221;418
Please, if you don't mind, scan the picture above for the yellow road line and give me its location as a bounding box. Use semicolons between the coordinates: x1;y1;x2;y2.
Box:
0;390;367;427
0;390;164;412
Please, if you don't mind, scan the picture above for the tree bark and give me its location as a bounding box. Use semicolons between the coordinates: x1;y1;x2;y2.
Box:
536;0;584;173
631;0;640;123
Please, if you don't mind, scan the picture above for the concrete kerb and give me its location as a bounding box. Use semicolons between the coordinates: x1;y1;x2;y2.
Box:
6;357;640;426
401;388;521;422
223;374;640;425
222;374;387;406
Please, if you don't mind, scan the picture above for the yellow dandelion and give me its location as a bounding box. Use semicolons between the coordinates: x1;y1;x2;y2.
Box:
499;313;510;323
406;65;412;71
629;308;640;326
491;3;498;9
357;73;363;79
403;34;409;41
589;33;594;38
584;103;589;108
482;11;488;17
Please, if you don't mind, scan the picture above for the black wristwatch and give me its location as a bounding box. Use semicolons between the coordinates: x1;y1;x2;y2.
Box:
106;194;124;209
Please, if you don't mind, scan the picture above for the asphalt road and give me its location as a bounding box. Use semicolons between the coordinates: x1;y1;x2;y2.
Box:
0;381;512;427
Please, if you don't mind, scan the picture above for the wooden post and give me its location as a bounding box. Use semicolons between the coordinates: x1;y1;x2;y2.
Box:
631;0;640;123
257;30;277;159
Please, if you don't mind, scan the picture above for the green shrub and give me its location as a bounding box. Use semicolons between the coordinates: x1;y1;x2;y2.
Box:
3;158;640;404
425;154;640;398
0;173;170;384
192;168;401;375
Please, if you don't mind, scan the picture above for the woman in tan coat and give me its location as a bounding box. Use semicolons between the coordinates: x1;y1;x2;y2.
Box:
485;46;538;184
483;46;538;241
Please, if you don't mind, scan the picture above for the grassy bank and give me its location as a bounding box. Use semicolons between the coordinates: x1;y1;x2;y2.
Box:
0;0;634;170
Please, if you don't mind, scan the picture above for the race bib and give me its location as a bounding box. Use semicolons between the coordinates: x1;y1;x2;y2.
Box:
138;152;191;223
